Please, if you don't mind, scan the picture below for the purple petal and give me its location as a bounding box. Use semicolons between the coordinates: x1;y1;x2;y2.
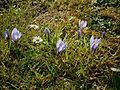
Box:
91;38;101;51
102;31;106;37
4;29;9;40
56;39;62;49
90;36;94;49
92;44;98;51
11;28;22;41
56;39;67;53
78;30;82;38
44;27;50;35
79;20;87;29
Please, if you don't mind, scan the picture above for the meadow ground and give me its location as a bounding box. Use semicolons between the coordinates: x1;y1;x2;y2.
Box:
0;0;120;90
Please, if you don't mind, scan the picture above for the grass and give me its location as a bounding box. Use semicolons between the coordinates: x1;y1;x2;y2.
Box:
0;0;120;89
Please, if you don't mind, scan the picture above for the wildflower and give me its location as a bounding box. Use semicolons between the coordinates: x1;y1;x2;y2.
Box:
28;24;39;29
111;68;120;72
79;20;87;30
78;20;87;38
4;29;9;40
90;36;101;52
78;30;82;38
11;28;22;42
102;31;106;37
56;39;67;54
44;27;50;35
33;36;43;44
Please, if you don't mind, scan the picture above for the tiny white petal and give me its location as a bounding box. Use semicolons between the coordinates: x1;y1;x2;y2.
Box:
33;36;43;44
111;68;120;72
28;24;39;29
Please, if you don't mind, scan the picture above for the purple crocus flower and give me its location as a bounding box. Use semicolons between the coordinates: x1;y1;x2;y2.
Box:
78;30;82;38
4;29;9;40
44;27;50;35
11;28;22;42
90;36;101;52
102;31;106;37
78;20;87;38
79;20;87;30
56;39;67;54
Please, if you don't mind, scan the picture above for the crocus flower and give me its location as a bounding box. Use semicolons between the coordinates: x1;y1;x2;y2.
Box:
79;20;87;30
44;27;50;35
11;28;22;42
78;20;87;38
78;30;82;38
4;29;9;40
102;31;106;37
33;36;43;44
28;24;39;29
90;36;101;52
56;39;67;54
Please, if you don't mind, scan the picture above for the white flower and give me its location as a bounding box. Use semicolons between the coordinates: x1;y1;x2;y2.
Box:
33;36;43;44
111;68;120;72
11;28;22;42
28;24;39;29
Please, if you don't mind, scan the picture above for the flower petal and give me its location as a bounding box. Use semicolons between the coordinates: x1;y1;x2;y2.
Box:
111;68;120;72
44;27;50;35
28;24;39;29
78;30;82;38
56;39;67;53
4;29;9;40
11;28;22;41
56;39;62;50
79;20;87;29
90;36;94;49
33;36;43;43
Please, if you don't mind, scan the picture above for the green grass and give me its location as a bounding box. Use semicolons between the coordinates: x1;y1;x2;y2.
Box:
0;0;120;89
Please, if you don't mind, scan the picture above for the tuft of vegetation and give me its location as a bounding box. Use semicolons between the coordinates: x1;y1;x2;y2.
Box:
0;0;120;89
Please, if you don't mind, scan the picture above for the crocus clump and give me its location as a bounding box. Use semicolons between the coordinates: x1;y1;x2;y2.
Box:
44;27;50;35
78;20;87;38
90;36;101;52
4;29;9;40
33;36;43;44
11;28;22;42
56;39;67;54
